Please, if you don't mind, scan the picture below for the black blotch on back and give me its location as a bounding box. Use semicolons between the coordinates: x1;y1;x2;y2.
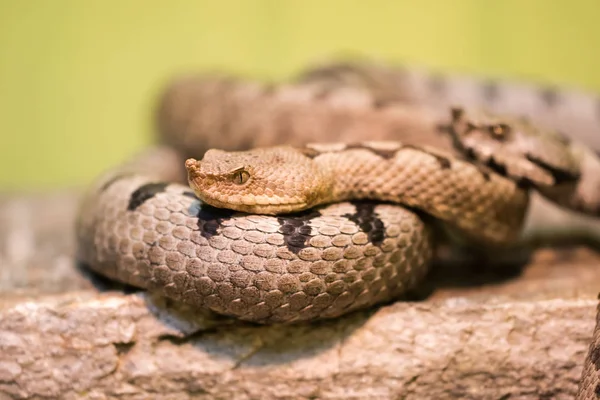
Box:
196;205;236;239
481;81;500;103
127;182;169;211
346;143;398;160
525;153;581;185
539;87;560;107
343;201;385;246
277;209;322;253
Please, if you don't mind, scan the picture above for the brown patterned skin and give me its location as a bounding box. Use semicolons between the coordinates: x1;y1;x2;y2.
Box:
446;108;600;220
295;59;600;151
157;59;600;158
76;148;433;323
156;74;451;157
446;108;582;186
78;60;600;396
186;141;529;245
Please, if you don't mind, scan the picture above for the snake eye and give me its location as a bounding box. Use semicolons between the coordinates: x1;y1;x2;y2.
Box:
488;123;510;138
232;170;250;185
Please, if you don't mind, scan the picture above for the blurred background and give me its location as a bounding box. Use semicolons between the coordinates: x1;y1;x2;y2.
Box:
1;0;600;190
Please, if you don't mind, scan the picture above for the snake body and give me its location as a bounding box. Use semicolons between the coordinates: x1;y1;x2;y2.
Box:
76;60;600;397
186;141;529;245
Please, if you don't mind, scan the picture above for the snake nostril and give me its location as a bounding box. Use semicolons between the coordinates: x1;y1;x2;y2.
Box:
185;158;198;169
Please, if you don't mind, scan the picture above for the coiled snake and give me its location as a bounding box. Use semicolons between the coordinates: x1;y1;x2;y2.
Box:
75;61;600;398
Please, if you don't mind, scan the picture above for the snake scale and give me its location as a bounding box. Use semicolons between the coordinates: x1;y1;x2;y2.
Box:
75;60;600;398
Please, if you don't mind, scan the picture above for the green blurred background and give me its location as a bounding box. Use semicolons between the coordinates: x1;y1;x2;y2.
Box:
2;0;600;190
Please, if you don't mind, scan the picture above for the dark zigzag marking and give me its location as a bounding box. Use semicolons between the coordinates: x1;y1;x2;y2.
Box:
525;153;581;185
472;153;556;189
300;143;453;169
300;143;399;161
298;144;398;160
195;202;323;254
476;151;580;189
345;143;398;160
466;152;512;185
196;204;236;239
399;144;452;169
277;209;322;254
342;201;385;246
482;155;535;188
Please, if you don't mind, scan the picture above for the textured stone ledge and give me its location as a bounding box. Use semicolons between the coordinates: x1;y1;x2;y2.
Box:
1;191;599;399
0;291;597;400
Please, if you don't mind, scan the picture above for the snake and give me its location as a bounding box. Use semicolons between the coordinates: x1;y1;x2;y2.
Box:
74;60;600;398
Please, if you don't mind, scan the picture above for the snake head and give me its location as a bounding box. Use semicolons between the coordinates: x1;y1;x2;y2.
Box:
446;107;581;188
186;146;330;214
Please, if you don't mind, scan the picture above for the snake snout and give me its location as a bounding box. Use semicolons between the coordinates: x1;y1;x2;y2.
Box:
185;158;202;178
185;158;216;193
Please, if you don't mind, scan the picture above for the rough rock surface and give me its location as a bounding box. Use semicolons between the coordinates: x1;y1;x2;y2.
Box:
1;191;599;399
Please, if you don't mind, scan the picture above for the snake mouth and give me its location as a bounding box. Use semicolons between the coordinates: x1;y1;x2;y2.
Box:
196;193;309;215
192;188;310;215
